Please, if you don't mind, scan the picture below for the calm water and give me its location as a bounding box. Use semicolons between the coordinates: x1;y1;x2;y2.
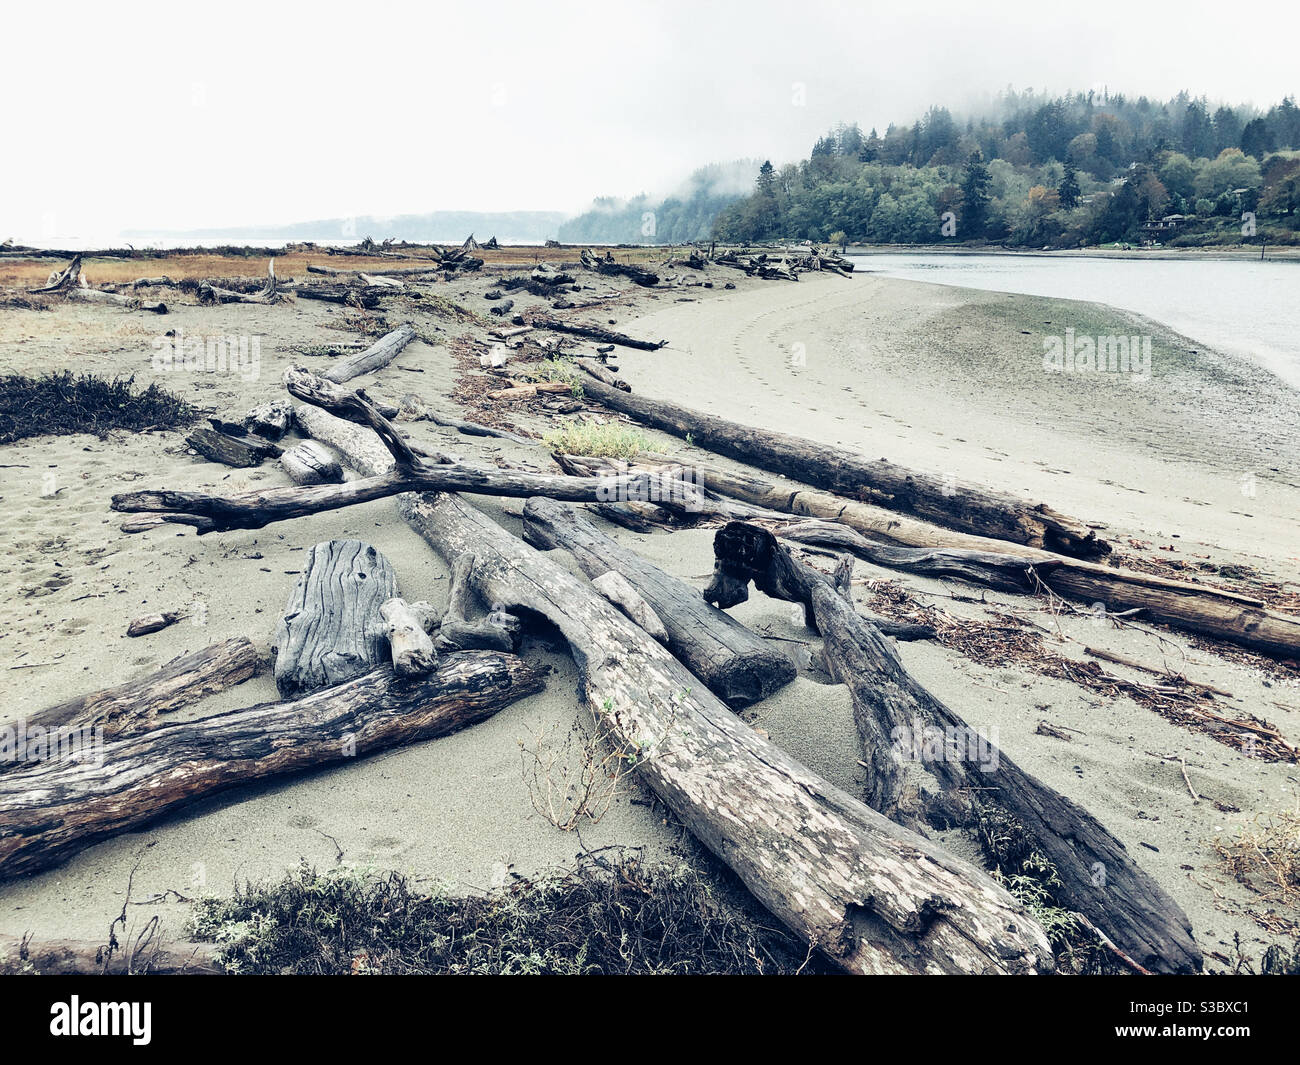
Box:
850;252;1300;392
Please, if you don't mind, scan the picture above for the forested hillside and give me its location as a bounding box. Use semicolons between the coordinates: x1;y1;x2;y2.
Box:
711;90;1300;247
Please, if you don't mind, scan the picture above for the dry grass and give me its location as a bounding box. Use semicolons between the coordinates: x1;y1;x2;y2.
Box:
860;575;1298;761
1213;800;1300;905
0;244;669;288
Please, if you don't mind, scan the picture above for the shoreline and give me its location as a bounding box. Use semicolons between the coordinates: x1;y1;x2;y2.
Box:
1;253;1297;969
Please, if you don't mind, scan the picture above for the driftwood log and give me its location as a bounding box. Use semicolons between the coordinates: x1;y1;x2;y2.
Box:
574;374;1106;558
773;520;1300;662
435;555;521;653
323;323;417;384
525;314;665;351
0;932;223;975
562;452;1300;661
280;439;344;485
521;497;796;707
15;637;257;742
112;373;706;534
0;653;543;879
198;260;279;305
704;521;1202;974
186;423;282;468
381;597;439;676
273;540;399;697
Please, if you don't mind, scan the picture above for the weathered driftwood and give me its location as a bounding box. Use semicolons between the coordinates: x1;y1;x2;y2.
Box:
395;393;530;444
579;248;660;287
773;520;1300;662
488;381;571;400
239;392;1054;972
113;374;705;534
17;637;257;741
521;497;796;707
274;540;399;697
244;400;293;439
323;323;417;384
306;263;438;278
67;287;167;313
574;374;1106;558
126;611;185;637
398;491;1052;974
704;521;1202;974
591;571;669;642
435;555;521;653
186;423;282;468
292;283;390;308
198;259;279;305
575;357;630;391
280;439;344;485
0;653;543;879
0;932;223;975
381;597;438;676
29;256;84;293
525;314;665;351
569;452;1300;661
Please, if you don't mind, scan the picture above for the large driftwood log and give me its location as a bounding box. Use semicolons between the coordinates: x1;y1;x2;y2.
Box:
704;521;1202;974
15;637;258;742
186;423;282;468
574;373;1106;558
0;653;543;879
398;491;1052;974
774;520;1300;662
274;540;399;697
563;452;1300;661
323;323;417;383
521;497;796;707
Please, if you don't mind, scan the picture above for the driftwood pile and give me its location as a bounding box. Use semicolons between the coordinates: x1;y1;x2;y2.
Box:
13;246;1294;977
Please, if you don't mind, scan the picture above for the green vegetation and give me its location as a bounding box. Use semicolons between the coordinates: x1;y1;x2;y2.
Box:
711;90;1300;248
543;417;650;459
0;372;199;444
187;857;814;974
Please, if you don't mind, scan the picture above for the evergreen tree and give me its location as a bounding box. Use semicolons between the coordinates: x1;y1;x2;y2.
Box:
960;151;992;236
1057;162;1080;208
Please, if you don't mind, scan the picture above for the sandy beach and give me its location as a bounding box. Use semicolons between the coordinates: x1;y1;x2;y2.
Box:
1;251;1297;972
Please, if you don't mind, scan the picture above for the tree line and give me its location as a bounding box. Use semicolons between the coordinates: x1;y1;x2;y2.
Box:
711;89;1300;248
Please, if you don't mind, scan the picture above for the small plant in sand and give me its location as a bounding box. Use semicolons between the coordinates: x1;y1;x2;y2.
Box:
526;355;584;397
518;695;679;831
543;418;651;460
1212;798;1300;904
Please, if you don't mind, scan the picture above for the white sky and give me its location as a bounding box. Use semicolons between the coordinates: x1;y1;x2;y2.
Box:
4;0;1297;242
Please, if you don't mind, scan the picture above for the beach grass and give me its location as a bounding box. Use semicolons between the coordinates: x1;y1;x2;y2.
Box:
0;372;200;444
544;417;651;459
187;857;815;975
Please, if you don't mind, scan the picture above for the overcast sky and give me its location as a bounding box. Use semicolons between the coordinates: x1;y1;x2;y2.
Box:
6;0;1297;243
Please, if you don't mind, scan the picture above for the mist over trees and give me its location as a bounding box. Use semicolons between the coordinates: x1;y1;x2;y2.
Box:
711;89;1300;248
558;161;760;244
